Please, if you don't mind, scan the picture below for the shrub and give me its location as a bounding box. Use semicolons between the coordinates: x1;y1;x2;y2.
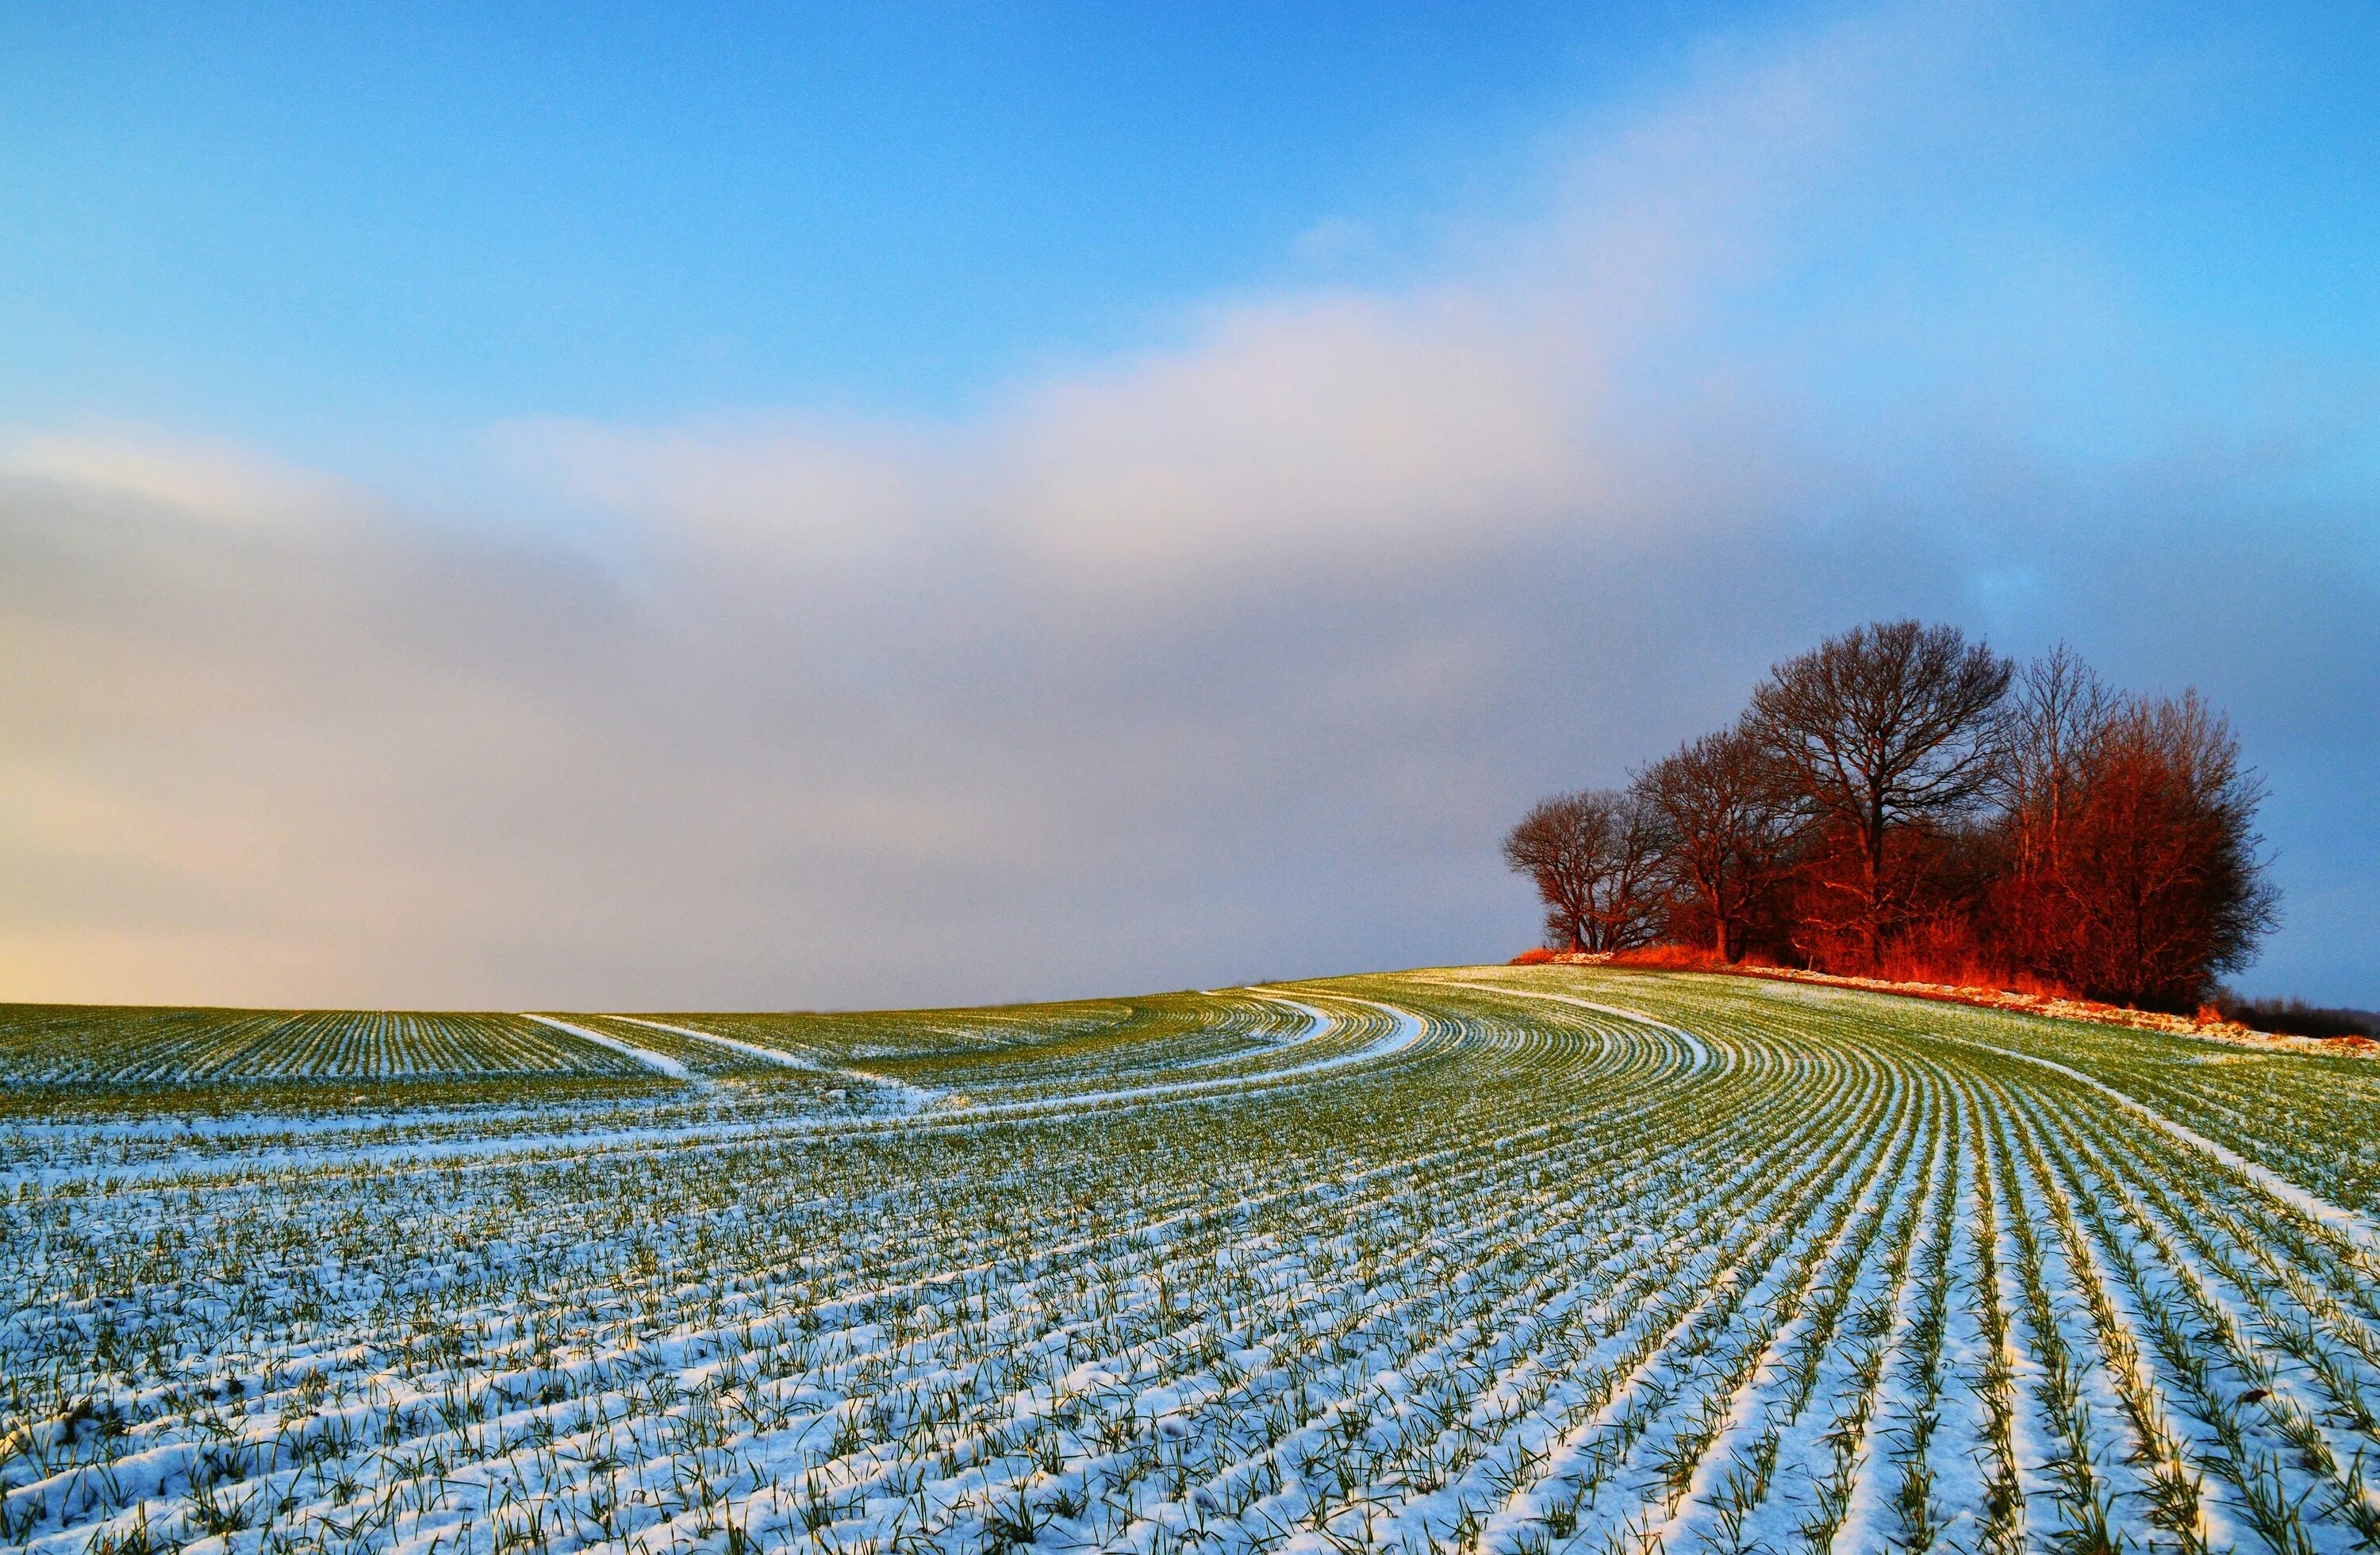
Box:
2214;993;2380;1041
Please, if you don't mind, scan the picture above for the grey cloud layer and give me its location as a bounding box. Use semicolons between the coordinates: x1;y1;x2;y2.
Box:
2;6;2373;1007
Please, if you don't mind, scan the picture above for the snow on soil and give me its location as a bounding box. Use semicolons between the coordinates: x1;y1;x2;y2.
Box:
520;1014;692;1079
1944;1032;2380;1245
607;1017;824;1070
9;969;2380;1555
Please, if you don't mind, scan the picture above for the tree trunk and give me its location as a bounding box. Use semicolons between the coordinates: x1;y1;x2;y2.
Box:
1864;806;1888;963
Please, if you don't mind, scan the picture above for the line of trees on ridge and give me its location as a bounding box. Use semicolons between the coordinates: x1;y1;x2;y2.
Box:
1504;620;2280;1012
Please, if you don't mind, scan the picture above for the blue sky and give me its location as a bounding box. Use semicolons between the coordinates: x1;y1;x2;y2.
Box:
1;2;2375;1008
4;5;1739;440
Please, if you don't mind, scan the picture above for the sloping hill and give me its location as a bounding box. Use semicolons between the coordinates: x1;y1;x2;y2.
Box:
7;967;2379;1555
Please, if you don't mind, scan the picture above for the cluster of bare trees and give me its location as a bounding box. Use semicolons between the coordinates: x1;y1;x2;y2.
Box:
1505;620;2280;1009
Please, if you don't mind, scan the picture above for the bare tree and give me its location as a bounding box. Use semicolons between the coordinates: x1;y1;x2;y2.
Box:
1993;642;2113;881
1503;793;1601;952
1634;724;1800;962
2044;690;2281;1008
1502;789;1667;953
1745;620;2012;958
1590;789;1670;952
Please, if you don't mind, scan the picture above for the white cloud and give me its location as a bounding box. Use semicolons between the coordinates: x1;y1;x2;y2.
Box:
494;415;937;566
0;428;356;532
1002;294;1583;573
498;290;1591;588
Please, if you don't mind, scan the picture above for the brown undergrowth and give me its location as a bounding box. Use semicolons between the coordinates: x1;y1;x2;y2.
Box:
1514;946;2378;1058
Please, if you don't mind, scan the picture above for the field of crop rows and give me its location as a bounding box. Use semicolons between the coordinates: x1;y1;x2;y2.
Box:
8;967;2380;1555
0;1008;662;1086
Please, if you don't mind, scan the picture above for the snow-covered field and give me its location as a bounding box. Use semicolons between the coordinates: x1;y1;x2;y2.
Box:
8;967;2380;1555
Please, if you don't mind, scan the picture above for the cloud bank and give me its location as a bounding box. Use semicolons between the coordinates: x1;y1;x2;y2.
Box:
2;4;2374;1008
